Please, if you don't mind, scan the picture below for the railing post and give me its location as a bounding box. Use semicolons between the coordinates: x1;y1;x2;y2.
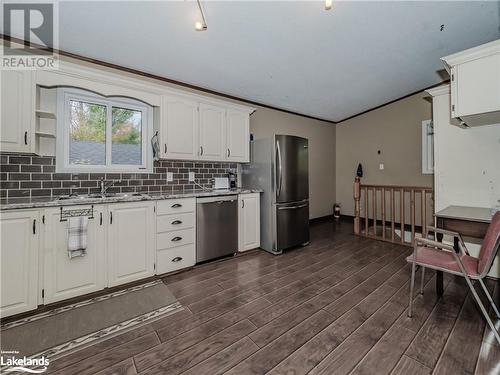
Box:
353;177;361;235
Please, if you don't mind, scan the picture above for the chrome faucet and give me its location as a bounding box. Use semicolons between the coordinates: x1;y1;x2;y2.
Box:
99;178;120;195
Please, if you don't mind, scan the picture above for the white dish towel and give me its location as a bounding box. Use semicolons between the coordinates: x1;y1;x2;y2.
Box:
67;216;89;258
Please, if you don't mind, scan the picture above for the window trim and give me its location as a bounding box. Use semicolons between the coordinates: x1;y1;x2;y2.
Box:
56;88;153;173
421;119;434;174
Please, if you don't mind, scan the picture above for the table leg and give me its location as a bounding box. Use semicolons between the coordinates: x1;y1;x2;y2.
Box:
436;231;444;297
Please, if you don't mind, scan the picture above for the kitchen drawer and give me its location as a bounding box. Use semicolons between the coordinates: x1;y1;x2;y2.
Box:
157;212;195;233
157;228;195;250
156;244;195;275
157;198;195;215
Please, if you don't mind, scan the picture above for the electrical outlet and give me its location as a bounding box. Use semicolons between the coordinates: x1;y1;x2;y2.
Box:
166;172;173;182
379;163;385;170
188;171;195;182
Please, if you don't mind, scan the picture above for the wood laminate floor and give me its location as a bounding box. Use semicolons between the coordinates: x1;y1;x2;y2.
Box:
47;220;500;375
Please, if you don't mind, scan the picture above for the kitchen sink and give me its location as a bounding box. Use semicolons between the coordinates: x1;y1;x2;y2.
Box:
56;192;147;201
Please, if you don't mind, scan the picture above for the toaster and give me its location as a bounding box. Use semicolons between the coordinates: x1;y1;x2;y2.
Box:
213;177;230;190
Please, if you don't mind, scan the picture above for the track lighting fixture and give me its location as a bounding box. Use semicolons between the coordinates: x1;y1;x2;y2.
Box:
195;0;207;31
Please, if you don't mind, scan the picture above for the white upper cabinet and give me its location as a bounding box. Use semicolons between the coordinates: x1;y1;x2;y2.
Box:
0;209;39;318
226;109;250;162
442;39;500;127
160;98;252;163
0;70;34;153
161;95;199;160
198;103;226;160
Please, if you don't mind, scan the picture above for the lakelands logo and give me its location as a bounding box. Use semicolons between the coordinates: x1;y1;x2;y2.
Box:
1;1;59;70
1;351;49;373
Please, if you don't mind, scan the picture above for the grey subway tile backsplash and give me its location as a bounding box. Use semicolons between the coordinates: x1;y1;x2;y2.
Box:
0;153;238;199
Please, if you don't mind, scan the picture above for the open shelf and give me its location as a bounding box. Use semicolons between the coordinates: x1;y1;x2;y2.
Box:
35;110;57;119
35;131;56;139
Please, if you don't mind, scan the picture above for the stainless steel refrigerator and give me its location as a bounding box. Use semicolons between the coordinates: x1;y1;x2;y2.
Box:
242;134;309;254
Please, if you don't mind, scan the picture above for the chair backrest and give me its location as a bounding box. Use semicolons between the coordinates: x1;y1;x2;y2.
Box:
478;211;500;276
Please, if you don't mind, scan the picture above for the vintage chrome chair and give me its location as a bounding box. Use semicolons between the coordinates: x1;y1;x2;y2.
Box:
407;211;500;344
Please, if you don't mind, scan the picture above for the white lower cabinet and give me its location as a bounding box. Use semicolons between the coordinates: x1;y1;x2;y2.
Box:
238;193;261;252
156;198;196;275
43;205;106;304
107;202;155;287
0;209;40;318
0;193;257;316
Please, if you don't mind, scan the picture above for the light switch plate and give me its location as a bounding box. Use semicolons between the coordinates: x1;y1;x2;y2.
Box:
379;163;385;170
188;171;195;182
166;172;173;182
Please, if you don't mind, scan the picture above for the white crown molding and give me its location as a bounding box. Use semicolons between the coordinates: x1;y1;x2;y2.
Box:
441;39;500;73
425;84;450;98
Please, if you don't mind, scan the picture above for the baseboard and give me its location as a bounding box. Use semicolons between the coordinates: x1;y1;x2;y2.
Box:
309;215;334;224
309;214;354;224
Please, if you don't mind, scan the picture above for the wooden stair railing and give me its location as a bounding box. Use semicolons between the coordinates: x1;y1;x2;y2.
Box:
353;177;433;246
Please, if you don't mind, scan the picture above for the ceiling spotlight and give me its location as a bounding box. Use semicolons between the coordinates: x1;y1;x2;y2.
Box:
325;0;333;10
195;21;207;31
195;0;207;31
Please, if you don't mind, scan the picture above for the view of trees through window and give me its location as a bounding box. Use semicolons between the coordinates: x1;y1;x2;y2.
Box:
69;99;142;166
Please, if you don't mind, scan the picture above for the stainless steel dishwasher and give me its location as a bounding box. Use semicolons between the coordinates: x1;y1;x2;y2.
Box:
196;195;238;263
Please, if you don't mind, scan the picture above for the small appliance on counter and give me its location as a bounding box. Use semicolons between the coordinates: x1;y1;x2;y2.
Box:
228;172;237;189
213;177;230;190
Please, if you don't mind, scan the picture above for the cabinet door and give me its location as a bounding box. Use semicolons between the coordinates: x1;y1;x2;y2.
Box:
0;210;39;317
226;110;249;162
107;202;155;287
162;96;199;160
238;193;261;252
454;54;500;118
43;206;106;304
199;103;225;161
0;71;34;153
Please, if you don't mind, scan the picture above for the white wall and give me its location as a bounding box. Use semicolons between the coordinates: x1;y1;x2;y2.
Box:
431;85;500;277
433;89;500;211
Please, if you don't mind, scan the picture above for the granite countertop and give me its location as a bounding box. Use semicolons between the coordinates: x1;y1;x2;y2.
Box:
0;188;263;211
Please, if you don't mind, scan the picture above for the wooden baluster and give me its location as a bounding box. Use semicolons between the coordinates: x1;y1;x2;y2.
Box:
381;188;386;240
353;177;361;235
364;187;369;236
391;188;395;242
400;188;404;244
411;189;415;245
372;188;376;237
421;189;426;239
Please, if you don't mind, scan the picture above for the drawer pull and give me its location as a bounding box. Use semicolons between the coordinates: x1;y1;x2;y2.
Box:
172;256;183;262
171;236;183;242
171;220;183;225
171;203;182;208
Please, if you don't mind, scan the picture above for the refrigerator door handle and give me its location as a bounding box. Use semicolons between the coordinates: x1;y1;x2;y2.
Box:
278;204;308;210
276;139;283;199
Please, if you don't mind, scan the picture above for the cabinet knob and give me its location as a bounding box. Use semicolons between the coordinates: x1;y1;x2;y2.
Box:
171;236;182;242
172;256;183;262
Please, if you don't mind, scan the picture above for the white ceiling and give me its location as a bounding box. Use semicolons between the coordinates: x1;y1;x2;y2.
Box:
31;1;500;121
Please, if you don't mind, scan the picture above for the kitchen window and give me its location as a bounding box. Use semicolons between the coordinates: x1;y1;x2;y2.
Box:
57;88;153;172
